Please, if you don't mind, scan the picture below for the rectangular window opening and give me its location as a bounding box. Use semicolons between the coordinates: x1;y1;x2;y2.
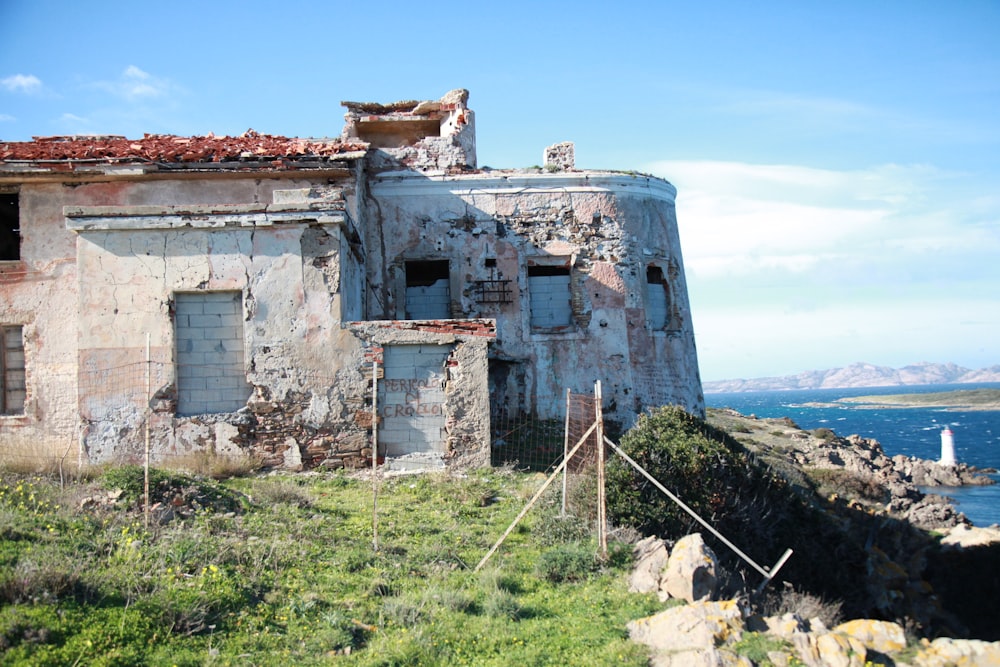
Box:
405;259;450;320
0;193;20;262
646;266;670;330
1;325;26;415
174;292;251;416
528;264;572;330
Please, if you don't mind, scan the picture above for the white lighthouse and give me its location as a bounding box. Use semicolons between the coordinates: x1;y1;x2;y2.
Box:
940;427;956;466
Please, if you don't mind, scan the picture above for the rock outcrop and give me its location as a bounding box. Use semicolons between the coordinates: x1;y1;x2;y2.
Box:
630;534;719;603
628;595;1000;667
708;408;995;532
621;409;1000;655
894;455;995;487
662;533;720;603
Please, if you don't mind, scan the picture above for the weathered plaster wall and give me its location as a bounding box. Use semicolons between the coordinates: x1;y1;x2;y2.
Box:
0;183;80;459
2;167;497;471
59;177;378;466
2;104;702;472
364;172;703;426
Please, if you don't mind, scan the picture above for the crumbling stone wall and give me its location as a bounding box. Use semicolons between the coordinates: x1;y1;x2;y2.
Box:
343;89;476;173
1;90;703;472
60;179;381;467
365;171;704;426
543;142;575;171
0;183;81;461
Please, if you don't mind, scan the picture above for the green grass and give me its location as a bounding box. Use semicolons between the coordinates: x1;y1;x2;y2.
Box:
0;469;658;666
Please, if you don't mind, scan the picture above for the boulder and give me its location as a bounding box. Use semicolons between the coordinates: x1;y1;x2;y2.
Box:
645;646;751;667
629;535;669;594
792;631;867;667
833;619;906;654
912;637;1000;667
627;599;744;655
745;612;810;639
661;533;719;603
940;523;1000;548
905;495;967;531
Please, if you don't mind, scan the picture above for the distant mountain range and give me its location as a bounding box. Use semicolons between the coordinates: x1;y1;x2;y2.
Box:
703;362;1000;393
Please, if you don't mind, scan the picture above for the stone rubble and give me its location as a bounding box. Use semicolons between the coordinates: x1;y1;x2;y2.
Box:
628;588;1000;667
627;528;1000;665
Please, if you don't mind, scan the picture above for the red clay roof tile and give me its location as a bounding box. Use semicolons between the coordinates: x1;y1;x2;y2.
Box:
0;131;367;165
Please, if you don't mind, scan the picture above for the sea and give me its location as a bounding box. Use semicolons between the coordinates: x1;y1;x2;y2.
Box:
704;383;1000;527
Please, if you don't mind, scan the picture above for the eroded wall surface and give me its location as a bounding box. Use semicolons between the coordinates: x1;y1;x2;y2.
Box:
45;175;494;470
65;178;370;465
2;97;703;470
364;171;704;428
0;183;81;460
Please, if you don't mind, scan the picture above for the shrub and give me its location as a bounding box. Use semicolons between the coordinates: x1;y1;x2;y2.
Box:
533;510;592;546
249;476;314;508
536;543;597;582
808;468;887;503
101;465;245;514
605;406;876;618
731;632;793;663
482;588;523;620
760;583;844;628
167;450;262;479
812;427;837;441
606;406;791;543
0;551;93;605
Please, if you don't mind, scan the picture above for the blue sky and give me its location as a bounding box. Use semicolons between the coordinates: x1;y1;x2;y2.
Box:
2;1;998;381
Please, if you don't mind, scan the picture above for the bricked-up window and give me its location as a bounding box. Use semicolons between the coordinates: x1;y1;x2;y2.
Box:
0;193;20;261
1;326;26;415
174;292;251;416
405;260;450;320
528;265;572;330
646;266;670;330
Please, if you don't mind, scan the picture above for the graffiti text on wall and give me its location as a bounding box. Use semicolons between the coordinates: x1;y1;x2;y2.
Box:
381;377;444;417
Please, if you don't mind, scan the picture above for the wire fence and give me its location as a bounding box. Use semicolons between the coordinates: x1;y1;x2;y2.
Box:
2;356;609;481
489;388;603;473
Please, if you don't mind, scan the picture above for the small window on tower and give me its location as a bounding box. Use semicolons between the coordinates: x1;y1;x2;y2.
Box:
528;264;572;330
0;193;20;261
646;266;669;330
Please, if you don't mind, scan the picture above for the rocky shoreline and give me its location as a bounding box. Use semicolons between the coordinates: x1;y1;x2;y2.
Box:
622;410;1000;664
706;408;997;532
629;532;1000;665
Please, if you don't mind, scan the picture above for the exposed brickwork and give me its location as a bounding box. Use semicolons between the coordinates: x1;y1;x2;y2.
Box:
349;319;496;338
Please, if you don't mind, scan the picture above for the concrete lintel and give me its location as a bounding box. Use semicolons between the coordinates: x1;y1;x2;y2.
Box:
347;319;497;344
64;202;348;232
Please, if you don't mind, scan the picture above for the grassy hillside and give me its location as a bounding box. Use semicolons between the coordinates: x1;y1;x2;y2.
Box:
5;407;999;664
0;466;657;666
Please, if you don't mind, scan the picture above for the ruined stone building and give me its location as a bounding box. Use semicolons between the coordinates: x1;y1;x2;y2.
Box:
0;89;703;470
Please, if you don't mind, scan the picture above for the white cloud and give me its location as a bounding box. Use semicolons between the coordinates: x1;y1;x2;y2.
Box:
92;65;175;101
693;296;1000;381
644;159;1000;379
0;114;14;122
1;74;42;94
647;160;999;281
